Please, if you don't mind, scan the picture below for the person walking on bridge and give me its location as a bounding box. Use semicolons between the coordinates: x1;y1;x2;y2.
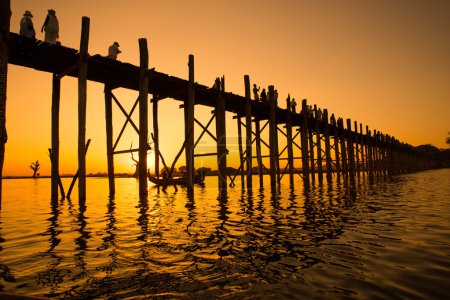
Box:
20;10;36;39
107;42;122;60
41;9;59;44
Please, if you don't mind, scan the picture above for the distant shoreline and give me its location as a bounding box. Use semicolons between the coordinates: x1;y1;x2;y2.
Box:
3;174;134;180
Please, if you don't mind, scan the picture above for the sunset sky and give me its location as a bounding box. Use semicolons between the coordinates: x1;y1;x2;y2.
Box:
5;0;450;176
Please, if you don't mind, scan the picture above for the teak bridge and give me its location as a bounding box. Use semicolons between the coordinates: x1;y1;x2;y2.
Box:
0;4;439;204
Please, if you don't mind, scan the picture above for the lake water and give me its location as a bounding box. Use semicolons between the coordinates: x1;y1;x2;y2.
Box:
1;169;449;299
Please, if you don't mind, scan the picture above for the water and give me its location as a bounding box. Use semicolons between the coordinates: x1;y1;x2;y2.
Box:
1;169;449;299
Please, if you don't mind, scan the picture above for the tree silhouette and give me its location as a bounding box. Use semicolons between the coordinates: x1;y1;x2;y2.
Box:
30;160;40;178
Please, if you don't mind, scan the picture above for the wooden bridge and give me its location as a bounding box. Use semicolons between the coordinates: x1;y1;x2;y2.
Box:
0;4;440;204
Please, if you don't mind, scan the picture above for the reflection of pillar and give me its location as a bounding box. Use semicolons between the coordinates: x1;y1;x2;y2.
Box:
51;74;61;200
78;17;90;203
138;38;148;196
104;85;115;196
244;75;252;189
185;55;195;190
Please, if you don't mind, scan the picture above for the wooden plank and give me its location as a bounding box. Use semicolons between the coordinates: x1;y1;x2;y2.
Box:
51;74;61;199
77;17;90;203
104;84;115;196
138;38;149;196
244;75;252;189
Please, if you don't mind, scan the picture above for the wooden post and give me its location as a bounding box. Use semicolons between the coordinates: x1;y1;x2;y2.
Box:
0;0;11;206
185;55;195;190
255;119;263;188
346;119;355;182
339;119;347;178
237;116;244;188
104;84;115;196
268;86;277;190
323;110;332;183
216;88;227;191
286;95;294;186
152;95;159;179
333;120;341;180
51;74;61;200
78;17;90;203
244;75;252;189
308;128;315;183
354;121;360;175
373;130;379;176
300;99;310;186
315;116;323;184
138;38;149;196
359;123;365;174
366;126;373;179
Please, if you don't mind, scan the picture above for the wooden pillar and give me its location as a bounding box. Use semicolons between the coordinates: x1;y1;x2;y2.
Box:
138;39;149;196
104;85;115;196
354;121;360;175
0;0;10;207
333;122;341;180
300;99;310;186
268;86;277;190
51;74;61;200
315;117;323;184
346;119;355;182
286;95;294;186
244;75;252;189
339;119;347;177
323;110;332;183
216;85;227;191
237;115;244;187
185;55;195;190
308;128;315;183
373;130;379;176
359;123;365;174
366;126;373;179
78;17;90;203
152;95;159;179
255;120;263;188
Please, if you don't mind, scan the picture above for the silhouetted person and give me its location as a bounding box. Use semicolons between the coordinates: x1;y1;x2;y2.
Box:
212;77;221;90
260;88;267;103
41;9;59;44
330;113;336;125
107;42;121;60
290;98;297;113
316;108;322;120
253;84;260;101
20;10;36;39
274;89;279;106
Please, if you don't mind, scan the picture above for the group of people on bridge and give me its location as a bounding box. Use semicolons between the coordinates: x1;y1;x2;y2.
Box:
19;9;121;60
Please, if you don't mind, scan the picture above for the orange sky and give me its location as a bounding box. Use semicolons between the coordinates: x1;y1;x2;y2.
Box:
5;0;450;176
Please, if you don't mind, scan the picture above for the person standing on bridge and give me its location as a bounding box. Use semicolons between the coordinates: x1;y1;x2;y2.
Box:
20;10;36;39
41;9;59;44
107;42;122;60
260;88;267;103
253;84;260;101
290;98;297;113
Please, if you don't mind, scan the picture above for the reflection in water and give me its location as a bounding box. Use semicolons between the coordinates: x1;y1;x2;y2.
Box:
0;171;449;299
0;215;15;290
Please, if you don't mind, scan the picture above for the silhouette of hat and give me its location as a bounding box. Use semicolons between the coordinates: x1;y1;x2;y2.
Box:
48;9;56;14
114;42;120;46
24;10;33;17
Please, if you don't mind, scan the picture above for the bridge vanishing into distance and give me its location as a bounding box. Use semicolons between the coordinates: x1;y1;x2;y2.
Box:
0;3;440;205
